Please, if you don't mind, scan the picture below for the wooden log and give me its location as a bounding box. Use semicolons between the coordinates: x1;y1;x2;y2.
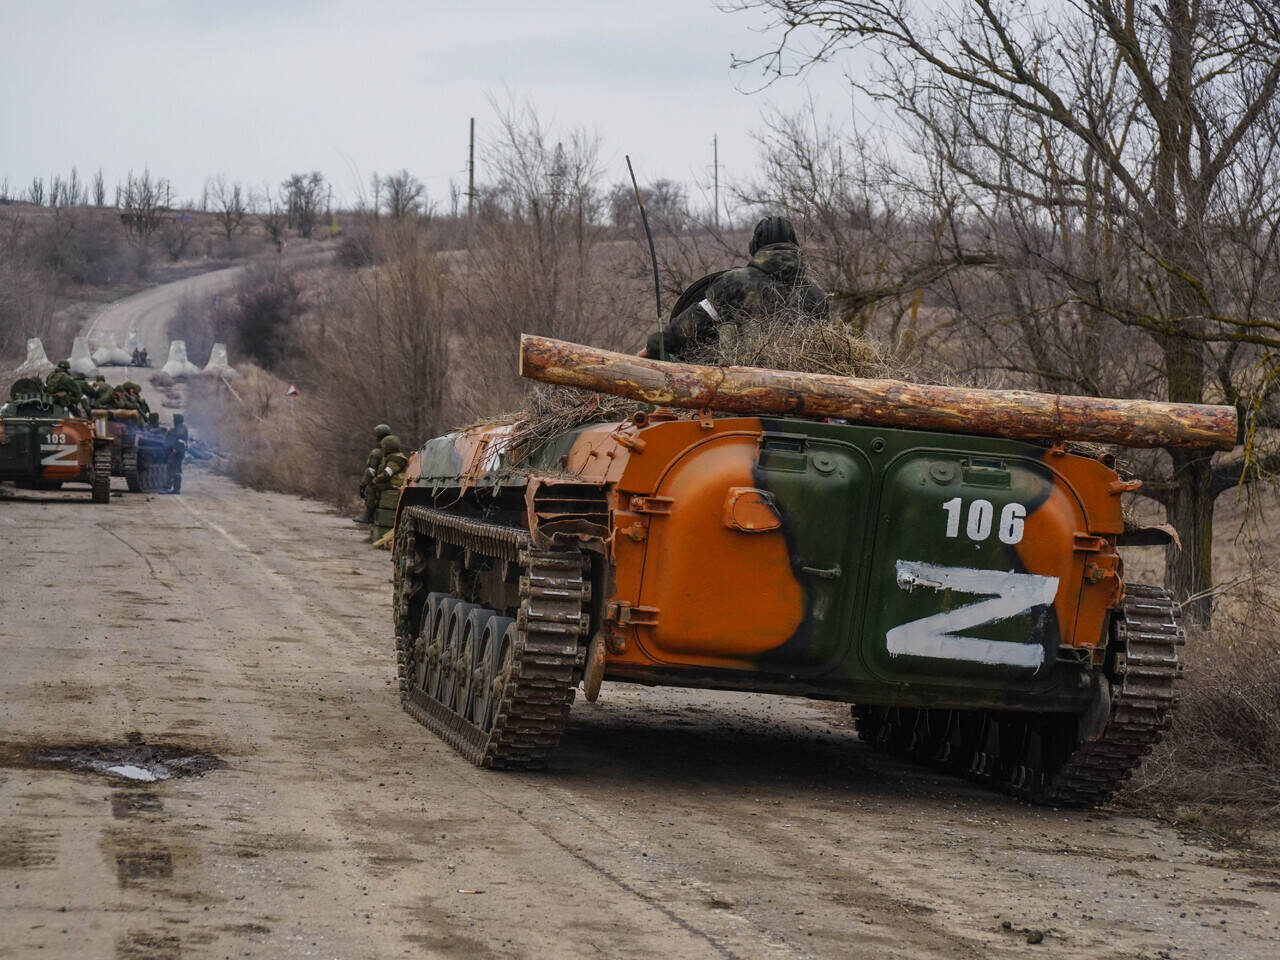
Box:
519;335;1238;451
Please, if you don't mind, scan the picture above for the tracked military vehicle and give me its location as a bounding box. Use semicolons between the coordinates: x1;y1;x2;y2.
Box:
96;410;169;492
1;379;113;502
389;337;1237;806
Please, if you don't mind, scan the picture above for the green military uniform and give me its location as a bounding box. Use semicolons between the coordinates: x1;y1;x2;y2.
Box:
365;434;409;541
647;217;829;361
122;382;150;419
44;362;82;413
355;423;393;524
166;414;189;494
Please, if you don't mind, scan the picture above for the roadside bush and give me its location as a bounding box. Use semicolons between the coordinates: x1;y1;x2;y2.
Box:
1125;618;1280;822
228;266;303;373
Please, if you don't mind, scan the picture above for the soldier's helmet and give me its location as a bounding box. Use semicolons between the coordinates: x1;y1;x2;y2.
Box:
173;414;185;425
56;360;71;371
374;423;392;439
122;381;140;392
749;216;798;256
380;434;401;454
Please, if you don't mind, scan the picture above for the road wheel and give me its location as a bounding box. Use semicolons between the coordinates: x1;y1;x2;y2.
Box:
425;598;460;702
455;608;493;723
440;602;480;711
91;442;112;503
124;441;141;492
472;616;515;732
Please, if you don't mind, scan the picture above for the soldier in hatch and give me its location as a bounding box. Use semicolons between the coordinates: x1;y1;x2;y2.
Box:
44;361;82;412
354;423;393;524
641;216;829;362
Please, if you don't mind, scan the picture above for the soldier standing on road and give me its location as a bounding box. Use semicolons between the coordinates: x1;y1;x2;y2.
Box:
354;423;393;524
641;216;829;362
165;414;190;494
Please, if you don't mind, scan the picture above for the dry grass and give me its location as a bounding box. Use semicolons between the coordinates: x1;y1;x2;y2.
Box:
1120;513;1280;828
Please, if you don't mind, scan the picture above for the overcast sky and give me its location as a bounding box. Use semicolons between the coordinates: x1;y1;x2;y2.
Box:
0;0;856;214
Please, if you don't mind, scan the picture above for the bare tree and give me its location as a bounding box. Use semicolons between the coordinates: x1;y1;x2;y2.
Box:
119;168;170;244
255;185;288;246
281;171;326;238
455;98;644;412
163;213;196;261
609;179;690;231
208;175;249;242
381;169;426;219
312;223;453;443
91;168;106;207
734;0;1280;623
27;177;45;206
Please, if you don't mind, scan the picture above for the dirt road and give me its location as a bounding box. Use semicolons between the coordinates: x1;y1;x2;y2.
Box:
2;468;1279;960
77;247;331;415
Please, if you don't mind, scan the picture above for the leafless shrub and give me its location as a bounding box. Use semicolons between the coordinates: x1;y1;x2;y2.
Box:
162;214;196;262
281;171;326;238
118;168;170;245
227;266;304;372
306;221;452;444
255;185;287;245
0;213;58;362
379;170;426;219
208;176;249;242
454;99;648;415
608;179;690;232
1126;628;1280;822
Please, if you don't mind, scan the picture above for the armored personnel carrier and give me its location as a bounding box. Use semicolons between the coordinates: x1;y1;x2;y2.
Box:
1;379;113;502
389;337;1237;806
96;410;169;492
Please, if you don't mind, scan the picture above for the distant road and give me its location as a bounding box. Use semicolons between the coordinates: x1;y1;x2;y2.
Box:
79;247;333;410
83;262;249;363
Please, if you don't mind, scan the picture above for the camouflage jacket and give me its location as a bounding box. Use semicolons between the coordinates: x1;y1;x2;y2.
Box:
44;370;81;404
647;243;829;359
364;446;383;478
375;452;410;488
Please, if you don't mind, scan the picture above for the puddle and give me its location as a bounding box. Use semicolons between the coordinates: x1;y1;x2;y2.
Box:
1;735;223;783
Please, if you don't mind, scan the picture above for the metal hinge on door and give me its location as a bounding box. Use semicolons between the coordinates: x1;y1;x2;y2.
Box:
629;495;674;515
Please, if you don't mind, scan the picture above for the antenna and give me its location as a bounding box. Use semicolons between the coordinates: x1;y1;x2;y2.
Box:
713;135;719;231
467;117;476;220
626;156;665;361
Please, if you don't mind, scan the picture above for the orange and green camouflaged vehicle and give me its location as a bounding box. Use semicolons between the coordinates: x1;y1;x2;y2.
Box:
390;338;1237;806
1;380;113;502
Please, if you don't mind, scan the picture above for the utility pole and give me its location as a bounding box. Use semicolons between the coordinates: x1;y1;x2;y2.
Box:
712;135;720;231
467;117;476;220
